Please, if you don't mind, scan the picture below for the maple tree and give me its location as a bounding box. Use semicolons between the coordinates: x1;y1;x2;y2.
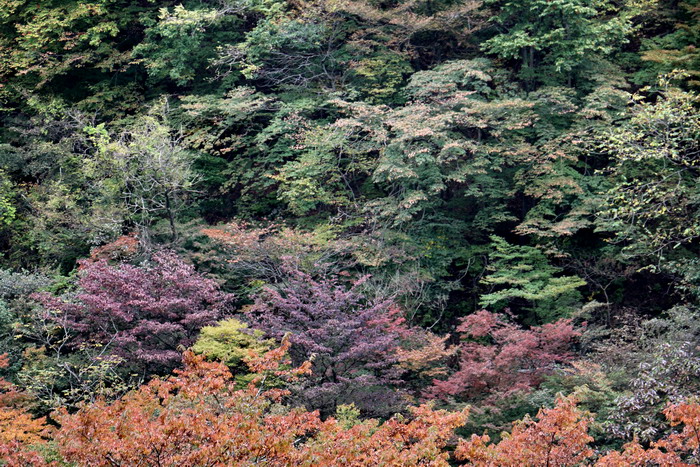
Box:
34;251;234;371
53;341;469;466
0;354;49;445
0;353;53;466
7;346;700;465
456;394;595;466
81;233;139;266
201;220;352;281
246;264;409;416
454;396;700;466
427;310;581;402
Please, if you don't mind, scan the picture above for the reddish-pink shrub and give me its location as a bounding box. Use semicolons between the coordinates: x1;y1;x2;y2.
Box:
427;310;581;401
35;251;234;370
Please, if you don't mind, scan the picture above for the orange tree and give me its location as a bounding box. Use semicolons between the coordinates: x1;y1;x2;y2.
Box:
456;395;594;466
457;395;700;466
0;353;53;466
7;344;700;466
52;340;469;466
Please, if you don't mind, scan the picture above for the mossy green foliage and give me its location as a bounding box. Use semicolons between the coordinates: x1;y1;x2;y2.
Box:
192;318;274;371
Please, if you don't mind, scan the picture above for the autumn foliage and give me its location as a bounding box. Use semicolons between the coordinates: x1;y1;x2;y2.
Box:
456;395;594;466
1;0;700;461
6;344;700;465
52;342;468;466
35;251;234;369
81;233;140;266
246;266;410;416
428;310;581;401
0;354;52;466
456;396;700;466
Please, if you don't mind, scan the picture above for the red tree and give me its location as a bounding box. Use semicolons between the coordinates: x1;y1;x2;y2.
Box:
35;251;234;370
427;310;581;401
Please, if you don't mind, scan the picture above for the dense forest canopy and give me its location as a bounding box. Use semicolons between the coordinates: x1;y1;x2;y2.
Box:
1;0;700;464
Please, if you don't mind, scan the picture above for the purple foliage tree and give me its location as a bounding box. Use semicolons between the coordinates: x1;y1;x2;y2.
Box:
36;251;234;371
246;265;408;417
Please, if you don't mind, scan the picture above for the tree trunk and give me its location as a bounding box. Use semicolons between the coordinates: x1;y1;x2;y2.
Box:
164;192;177;242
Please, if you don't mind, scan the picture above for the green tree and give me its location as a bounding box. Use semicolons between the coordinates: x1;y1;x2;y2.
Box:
192;318;274;385
480;236;586;321
597;75;700;259
0;170;16;228
0;0;155;110
133;4;242;86
638;0;700;89
482;0;632;88
89;115;198;243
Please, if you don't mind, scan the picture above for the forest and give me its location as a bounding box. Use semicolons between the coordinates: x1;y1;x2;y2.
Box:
0;0;700;464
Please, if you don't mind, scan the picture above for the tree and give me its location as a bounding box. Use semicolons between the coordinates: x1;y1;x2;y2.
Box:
327;0;488;67
348;58;535;228
34;251;234;372
0;353;54;466
192;318;274;386
201;220;352;282
595;306;700;442
479;236;586;321
0;0;142;108
597;76;700;259
53;343;469;466
482;0;632;88
0;101;126;271
456;394;595;466
222;11;346;90
177;87;280;217
246;264;409;417
427;310;581;402
133;4;242;86
639;0;700;89
598;400;700;465
0;354;49;445
0;170;16;229
88;115;198;243
81;233;139;265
